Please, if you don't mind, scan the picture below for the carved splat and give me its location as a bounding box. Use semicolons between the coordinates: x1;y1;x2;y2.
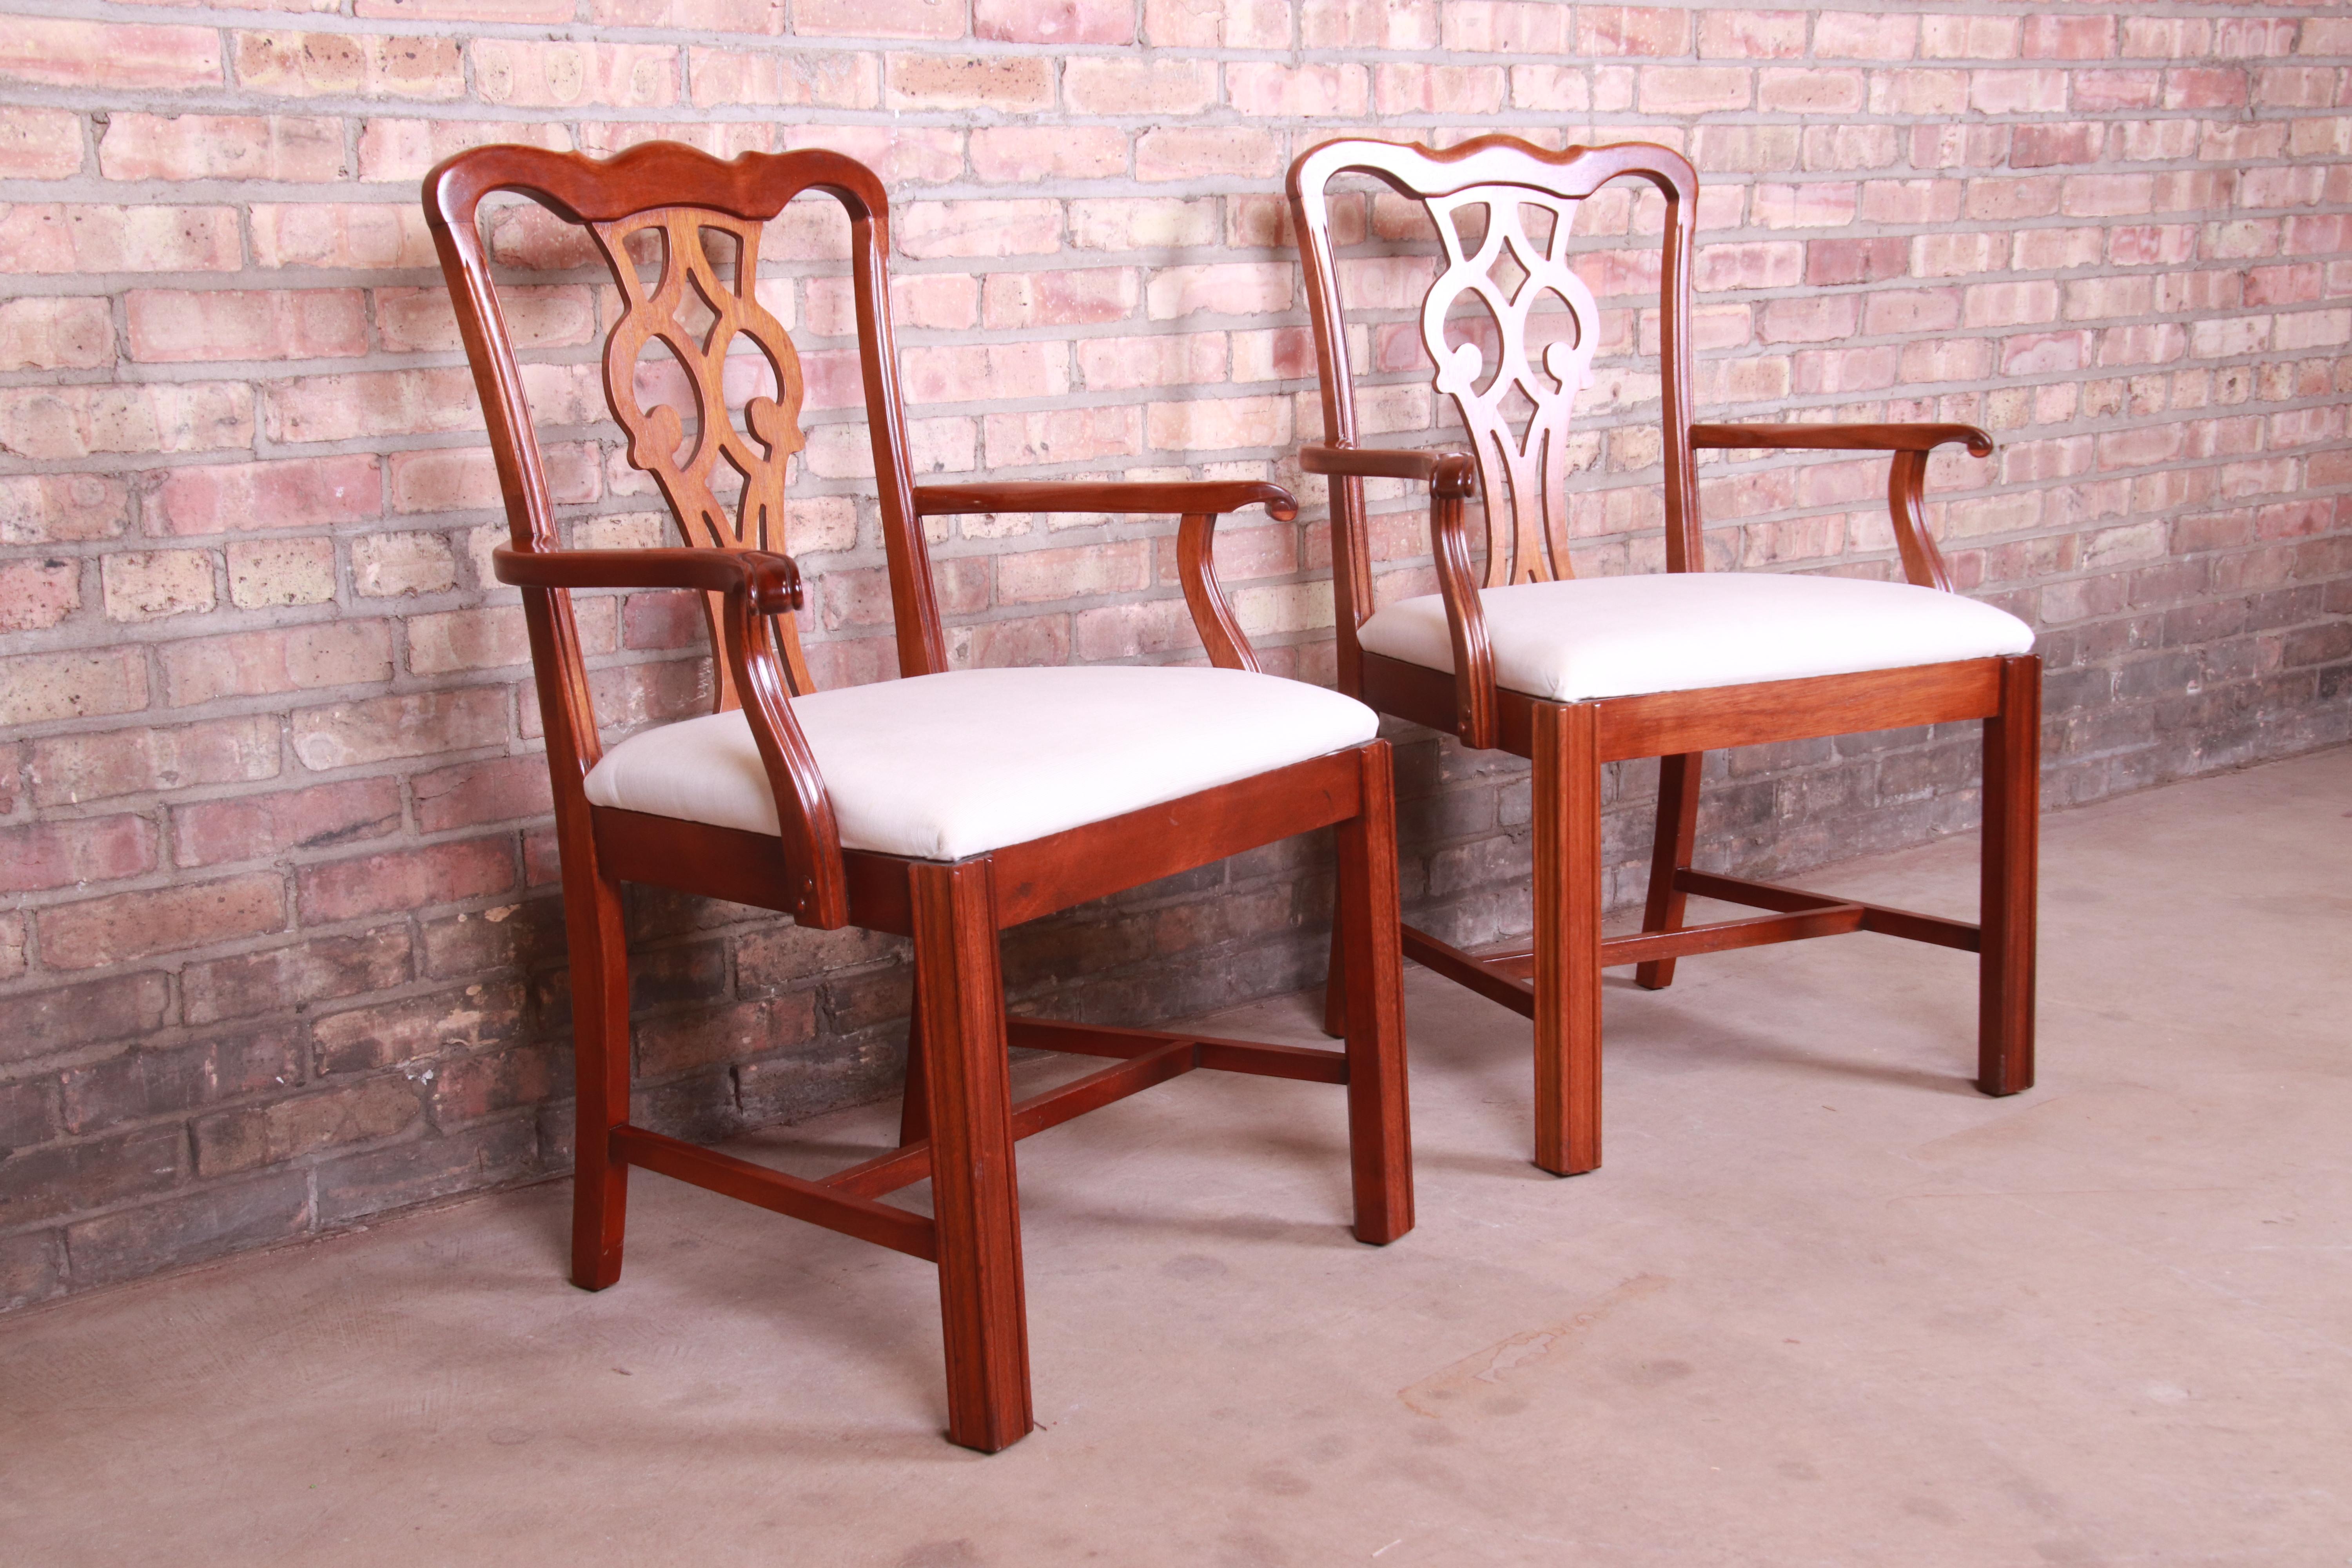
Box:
590;208;816;695
1420;192;1599;586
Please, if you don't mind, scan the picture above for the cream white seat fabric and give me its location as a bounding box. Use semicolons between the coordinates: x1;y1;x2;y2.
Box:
1355;572;2034;703
583;665;1380;861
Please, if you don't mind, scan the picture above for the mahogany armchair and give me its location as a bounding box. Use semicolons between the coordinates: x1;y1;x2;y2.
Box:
1289;135;2038;1177
424;142;1412;1452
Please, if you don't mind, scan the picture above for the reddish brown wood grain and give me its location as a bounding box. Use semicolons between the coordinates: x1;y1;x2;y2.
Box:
430;138;1418;1455
1287;133;2040;1174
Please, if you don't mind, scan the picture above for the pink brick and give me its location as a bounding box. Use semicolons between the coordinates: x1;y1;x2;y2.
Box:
101;114;345;182
0;383;253;461
1871;67;1968;116
356;0;572;18
1816;12;1917;60
173;779;401;869
297;838;516;924
250;203;437;270
975;0;1133;44
1147;263;1294;321
592;0;783;28
687;48;878;109
1135;127;1285;182
126;290;368;364
982;268;1140;329
41;874;285;970
1068;198;1220;251
0;559;83;634
2072;70;2163;112
1639;67;1751;114
773;125;961;184
0;298;114;373
1751;183;1858;229
160;622;395;706
969;126;1128;183
1077;332;1229;392
1227;62;1369;116
290;689;508;771
376;285;594;355
260;368;479;445
2021;15;2113;61
1373;64;1507;116
2165;68;2247;111
983;406;1145;468
899;342;1072;405
796;0;968;37
412;757;554;833
1697;9;1806;58
887;54;1052;111
1580;6;1690;56
1146;0;1292;49
1441;1;1571;53
0;205;241;274
1063;58;1218;116
1145;395;1291;452
154;456;382;537
1304;0;1437;49
1759;295;1858;344
1512;64;1592;112
995;540;1152;604
102;550;217;622
1920;15;2018;60
1758;68;1864;114
0;472;129;545
897;201;1062;260
0;19;222;90
354;118;571;184
470;41;677;109
0;108;85;179
0;815;158;895
232;31;468;101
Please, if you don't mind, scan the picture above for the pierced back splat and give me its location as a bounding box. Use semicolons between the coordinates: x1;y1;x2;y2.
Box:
591;207;817;698
1423;192;1598;586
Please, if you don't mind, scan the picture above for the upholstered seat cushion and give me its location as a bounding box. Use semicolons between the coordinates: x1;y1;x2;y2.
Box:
582;665;1380;861
1354;572;2034;703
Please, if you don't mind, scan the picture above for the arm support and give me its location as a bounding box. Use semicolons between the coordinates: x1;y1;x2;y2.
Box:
1301;445;1495;747
1689;422;1994;593
914;479;1300;675
493;545;847;928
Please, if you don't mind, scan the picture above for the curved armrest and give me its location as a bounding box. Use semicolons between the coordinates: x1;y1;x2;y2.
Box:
915;479;1302;680
1691;422;1994;459
494;544;846;928
494;545;806;612
1299;444;1478;498
915;479;1298;521
1302;446;1495;746
1688;423;1994;594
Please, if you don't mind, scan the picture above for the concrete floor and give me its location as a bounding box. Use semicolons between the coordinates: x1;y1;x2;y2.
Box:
3;748;2347;1566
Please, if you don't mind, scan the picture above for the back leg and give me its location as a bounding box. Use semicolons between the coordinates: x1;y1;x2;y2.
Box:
1633;751;1702;992
566;856;632;1291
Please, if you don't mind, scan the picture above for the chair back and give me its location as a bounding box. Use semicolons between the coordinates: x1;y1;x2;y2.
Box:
423;143;950;746
1288;137;1706;625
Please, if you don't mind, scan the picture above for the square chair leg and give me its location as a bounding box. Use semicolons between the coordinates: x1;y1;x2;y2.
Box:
1334;741;1414;1244
1532;701;1604;1176
1977;654;2040;1096
909;857;1034;1453
566;853;632;1292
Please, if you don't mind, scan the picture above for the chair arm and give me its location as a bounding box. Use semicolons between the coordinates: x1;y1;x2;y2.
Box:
493;545;847;927
915;481;1300;678
1687;424;1994;593
1299;448;1494;745
915;479;1298;521
492;545;804;613
1690;422;1994;459
1299;444;1478;498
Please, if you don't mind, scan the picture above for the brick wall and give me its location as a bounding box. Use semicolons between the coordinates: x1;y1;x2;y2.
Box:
4;0;2348;1308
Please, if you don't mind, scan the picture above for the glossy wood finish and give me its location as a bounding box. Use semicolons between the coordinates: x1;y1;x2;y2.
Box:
1289;133;2039;1172
1979;655;2040;1095
427;140;1415;1453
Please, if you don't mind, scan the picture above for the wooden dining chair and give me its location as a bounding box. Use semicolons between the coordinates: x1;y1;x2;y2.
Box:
1289;134;2038;1178
423;141;1412;1453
